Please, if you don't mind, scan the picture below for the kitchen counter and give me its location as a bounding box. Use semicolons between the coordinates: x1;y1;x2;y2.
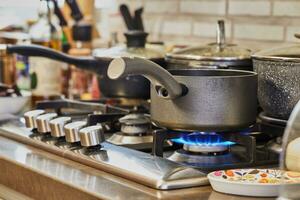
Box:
0;135;275;200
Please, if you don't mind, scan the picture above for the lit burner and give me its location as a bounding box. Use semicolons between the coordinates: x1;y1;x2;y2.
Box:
172;132;235;153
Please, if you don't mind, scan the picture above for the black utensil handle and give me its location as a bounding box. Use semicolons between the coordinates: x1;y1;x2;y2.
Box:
65;0;83;22
107;57;185;100
7;45;110;75
134;7;144;31
119;4;135;30
52;0;67;26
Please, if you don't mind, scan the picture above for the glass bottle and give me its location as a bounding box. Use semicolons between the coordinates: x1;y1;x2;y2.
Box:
279;100;300;199
28;0;63;105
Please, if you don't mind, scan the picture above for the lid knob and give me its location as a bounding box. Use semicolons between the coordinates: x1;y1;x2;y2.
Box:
124;31;148;48
217;20;225;47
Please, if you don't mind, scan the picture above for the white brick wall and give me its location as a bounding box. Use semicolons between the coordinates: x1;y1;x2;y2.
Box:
193;21;231;38
162;20;192;36
234;24;284;41
145;0;178;14
228;0;271;16
143;18;161;34
286;26;300;42
106;0;300;48
180;0;226;15
116;0;144;9
273;1;300;17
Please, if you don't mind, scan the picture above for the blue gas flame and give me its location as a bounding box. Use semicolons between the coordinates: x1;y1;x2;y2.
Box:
171;132;235;146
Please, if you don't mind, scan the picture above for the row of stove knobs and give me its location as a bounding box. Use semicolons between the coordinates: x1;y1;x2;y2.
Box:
24;110;105;147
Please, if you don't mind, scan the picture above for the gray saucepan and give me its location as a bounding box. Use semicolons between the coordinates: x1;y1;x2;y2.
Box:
107;57;257;132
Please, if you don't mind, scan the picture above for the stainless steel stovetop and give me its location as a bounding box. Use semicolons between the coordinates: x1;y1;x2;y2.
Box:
0;99;282;190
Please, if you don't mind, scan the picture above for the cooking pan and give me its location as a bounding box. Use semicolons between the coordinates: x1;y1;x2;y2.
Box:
1;43;164;99
252;44;300;119
107;57;257;131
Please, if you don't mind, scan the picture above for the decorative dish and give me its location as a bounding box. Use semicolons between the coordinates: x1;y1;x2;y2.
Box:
208;169;300;197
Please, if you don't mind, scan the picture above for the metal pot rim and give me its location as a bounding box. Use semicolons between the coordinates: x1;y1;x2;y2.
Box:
165;53;251;62
252;54;300;62
167;68;257;78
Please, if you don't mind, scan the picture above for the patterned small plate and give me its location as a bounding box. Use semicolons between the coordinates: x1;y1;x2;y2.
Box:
208;169;300;197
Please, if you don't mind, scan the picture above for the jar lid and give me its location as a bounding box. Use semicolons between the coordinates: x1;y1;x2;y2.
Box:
93;31;164;60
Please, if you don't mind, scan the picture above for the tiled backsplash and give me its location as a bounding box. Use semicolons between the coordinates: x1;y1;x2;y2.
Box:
97;0;300;51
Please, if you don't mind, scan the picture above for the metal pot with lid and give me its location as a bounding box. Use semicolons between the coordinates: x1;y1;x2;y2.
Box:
166;20;253;71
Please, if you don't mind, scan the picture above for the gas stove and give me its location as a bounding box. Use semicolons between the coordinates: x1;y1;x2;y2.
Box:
0;99;283;190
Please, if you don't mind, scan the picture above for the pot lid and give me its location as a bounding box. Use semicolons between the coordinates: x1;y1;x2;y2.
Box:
166;20;251;62
252;44;300;62
93;30;164;60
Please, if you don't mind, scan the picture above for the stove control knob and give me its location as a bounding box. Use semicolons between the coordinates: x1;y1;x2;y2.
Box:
49;117;72;138
36;113;58;133
24;110;45;129
79;125;104;147
64;121;86;143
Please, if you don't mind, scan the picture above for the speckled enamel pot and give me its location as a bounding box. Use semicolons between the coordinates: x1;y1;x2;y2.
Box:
252;51;300;120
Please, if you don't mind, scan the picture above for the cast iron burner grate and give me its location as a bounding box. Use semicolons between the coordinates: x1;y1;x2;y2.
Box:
258;112;286;137
37;99;156;151
35;99;129;117
30;100;281;172
34;99;155;150
258;112;287;154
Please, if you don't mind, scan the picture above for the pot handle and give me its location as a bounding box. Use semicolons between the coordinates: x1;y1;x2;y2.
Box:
5;44;111;75
107;57;187;100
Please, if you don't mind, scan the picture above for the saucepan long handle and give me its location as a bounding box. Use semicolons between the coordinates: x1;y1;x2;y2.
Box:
107;57;186;99
5;44;111;75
